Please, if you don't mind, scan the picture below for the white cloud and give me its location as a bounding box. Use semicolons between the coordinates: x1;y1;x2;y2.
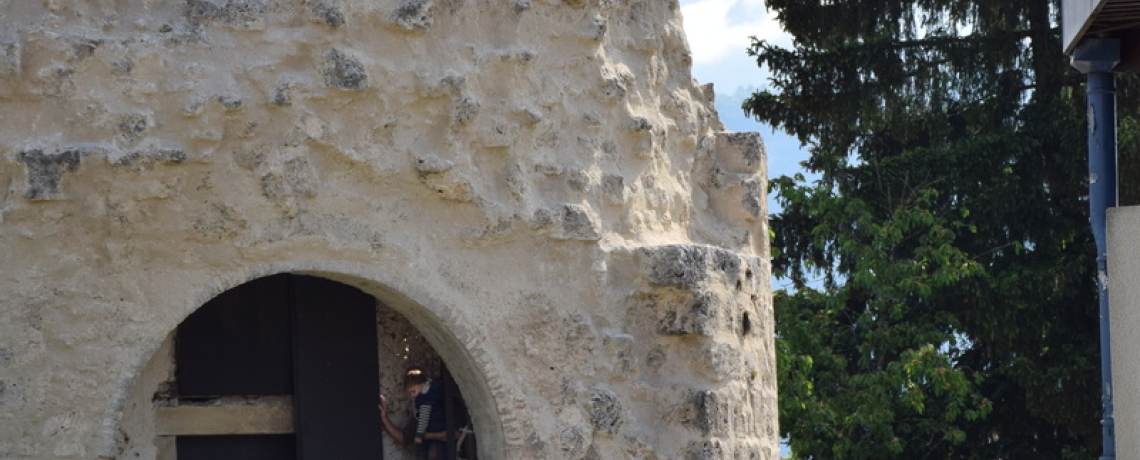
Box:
678;0;791;93
680;0;787;66
679;0;809;190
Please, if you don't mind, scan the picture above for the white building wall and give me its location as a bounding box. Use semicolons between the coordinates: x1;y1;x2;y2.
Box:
1109;205;1140;460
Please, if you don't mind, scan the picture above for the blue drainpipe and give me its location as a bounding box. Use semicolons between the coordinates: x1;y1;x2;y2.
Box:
1071;38;1120;460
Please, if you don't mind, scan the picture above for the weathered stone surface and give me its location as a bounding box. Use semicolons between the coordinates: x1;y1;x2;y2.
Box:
601;330;635;376
650;290;720;337
684;384;756;437
554;204;602;241
695;131;770;248
601;173;625;205
322;48;369;91
391;0;434;31
716;131;765;170
0;1;776;459
111;148;188;168
117;114;150;145
18;149;83;200
556;424;591;457
529;204;603;241
587;386;622;436
0;42;19;79
687;438;728;460
185;0;270;29
308;0;346;27
638;244;743;288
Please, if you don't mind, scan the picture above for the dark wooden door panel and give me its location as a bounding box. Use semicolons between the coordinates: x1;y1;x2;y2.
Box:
177;435;297;460
177;275;294;397
292;275;384;460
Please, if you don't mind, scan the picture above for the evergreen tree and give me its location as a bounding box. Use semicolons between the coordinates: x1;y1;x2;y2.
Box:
744;1;1137;458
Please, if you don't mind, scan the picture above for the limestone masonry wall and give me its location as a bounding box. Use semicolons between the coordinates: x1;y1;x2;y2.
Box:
0;1;776;459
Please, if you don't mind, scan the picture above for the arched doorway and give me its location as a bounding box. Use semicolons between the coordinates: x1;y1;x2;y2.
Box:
119;273;479;460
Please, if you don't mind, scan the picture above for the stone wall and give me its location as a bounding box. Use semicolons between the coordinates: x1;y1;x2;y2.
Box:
0;1;776;459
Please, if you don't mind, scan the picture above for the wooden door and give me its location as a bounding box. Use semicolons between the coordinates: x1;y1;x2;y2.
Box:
175;274;382;460
177;274;294;397
293;275;384;460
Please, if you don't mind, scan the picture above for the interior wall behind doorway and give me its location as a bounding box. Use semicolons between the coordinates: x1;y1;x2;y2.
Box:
376;300;445;460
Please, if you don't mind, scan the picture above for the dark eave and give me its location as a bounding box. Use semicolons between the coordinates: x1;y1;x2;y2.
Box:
1064;0;1140;54
1065;0;1140;69
1087;1;1140;36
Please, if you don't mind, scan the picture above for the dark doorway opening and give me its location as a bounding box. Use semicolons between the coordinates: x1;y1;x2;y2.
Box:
175;274;382;460
171;273;476;460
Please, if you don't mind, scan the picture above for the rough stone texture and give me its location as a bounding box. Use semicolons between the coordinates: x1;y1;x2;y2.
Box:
0;1;776;460
322;48;369;90
16;148;83;199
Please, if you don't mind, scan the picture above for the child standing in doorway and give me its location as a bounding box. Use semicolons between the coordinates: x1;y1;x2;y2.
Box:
379;366;448;460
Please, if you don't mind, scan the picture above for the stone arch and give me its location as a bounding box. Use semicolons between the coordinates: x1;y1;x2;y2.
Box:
109;261;518;460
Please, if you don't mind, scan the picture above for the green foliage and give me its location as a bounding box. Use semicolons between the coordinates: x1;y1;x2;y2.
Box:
746;1;1126;458
1117;75;1140;205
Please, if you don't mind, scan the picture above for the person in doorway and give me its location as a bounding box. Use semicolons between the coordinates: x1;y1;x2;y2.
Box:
379;366;448;460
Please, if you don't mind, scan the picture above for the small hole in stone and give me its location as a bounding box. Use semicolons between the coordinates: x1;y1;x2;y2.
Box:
741;312;752;336
735;279;743;291
745;269;753;280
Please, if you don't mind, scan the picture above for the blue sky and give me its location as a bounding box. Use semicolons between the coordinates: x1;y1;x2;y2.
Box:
678;0;810;206
680;0;789;91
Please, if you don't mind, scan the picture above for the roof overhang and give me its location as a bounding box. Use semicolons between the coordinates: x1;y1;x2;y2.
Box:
1065;0;1108;54
1065;0;1140;55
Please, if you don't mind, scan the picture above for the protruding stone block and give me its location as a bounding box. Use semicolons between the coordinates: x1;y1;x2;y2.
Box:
322;48;368;91
637;244;742;289
18;148;83;200
391;0;434;31
587;386;622;436
307;0;345;27
413;154;475;202
117;114;151;146
185;0;269;29
453;97;481;124
684;385;752;437
110;147;187;168
714;131;764;173
533;204;602;241
602;174;626;205
633;290;731;337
